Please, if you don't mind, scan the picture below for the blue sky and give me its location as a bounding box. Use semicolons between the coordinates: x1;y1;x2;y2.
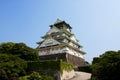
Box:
0;0;120;63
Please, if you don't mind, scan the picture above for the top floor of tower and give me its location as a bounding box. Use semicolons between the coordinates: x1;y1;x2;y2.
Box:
50;19;72;32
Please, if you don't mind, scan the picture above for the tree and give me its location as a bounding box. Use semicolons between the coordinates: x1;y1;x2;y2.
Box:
11;43;39;61
0;42;39;61
0;54;27;80
0;42;15;54
0;42;39;79
91;51;120;80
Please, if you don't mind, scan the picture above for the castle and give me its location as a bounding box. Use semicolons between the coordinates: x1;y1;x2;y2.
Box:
37;19;86;67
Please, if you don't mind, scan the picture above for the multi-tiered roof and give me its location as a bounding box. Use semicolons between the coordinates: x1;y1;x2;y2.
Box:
37;19;85;59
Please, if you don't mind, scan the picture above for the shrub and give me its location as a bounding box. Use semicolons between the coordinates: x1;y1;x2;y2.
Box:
27;60;73;74
91;51;120;80
20;72;53;80
78;66;92;73
27;72;42;80
0;54;27;80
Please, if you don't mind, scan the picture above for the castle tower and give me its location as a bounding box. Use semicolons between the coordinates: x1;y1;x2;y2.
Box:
37;19;86;67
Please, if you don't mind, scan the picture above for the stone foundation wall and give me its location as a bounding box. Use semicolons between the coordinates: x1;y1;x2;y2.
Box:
39;53;86;67
61;70;75;80
66;53;86;67
39;53;67;61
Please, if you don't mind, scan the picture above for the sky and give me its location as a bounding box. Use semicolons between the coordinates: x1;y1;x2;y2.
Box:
0;0;120;63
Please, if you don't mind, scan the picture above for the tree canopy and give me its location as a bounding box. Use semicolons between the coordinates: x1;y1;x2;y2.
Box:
0;42;15;54
0;42;39;61
91;50;120;80
0;42;39;79
0;54;27;80
19;72;53;80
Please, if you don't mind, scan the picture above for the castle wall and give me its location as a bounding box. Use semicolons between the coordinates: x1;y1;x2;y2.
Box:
39;53;85;67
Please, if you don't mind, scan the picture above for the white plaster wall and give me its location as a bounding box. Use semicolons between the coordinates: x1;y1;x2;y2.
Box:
39;47;84;59
39;38;60;48
62;47;74;55
47;26;59;34
62;47;84;59
62;33;65;36
66;28;71;32
70;35;77;43
39;48;63;56
69;42;78;48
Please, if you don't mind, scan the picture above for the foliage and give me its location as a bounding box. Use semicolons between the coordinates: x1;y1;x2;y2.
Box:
0;42;15;54
11;43;39;61
27;72;42;80
27;60;60;72
60;60;73;74
20;72;53;80
41;74;53;80
0;42;73;79
0;42;39;61
78;66;92;73
91;51;120;80
0;54;27;80
19;75;29;80
0;42;39;79
27;60;73;74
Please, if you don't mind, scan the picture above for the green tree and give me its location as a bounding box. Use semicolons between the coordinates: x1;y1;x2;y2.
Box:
11;43;39;61
0;42;39;61
91;51;120;80
0;42;15;54
0;54;27;80
0;42;39;79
